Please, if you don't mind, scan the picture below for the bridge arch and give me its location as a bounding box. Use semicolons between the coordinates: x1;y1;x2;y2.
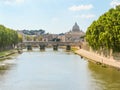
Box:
18;41;82;51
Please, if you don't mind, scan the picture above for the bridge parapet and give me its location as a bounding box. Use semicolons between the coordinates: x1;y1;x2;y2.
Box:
18;41;82;51
21;41;82;46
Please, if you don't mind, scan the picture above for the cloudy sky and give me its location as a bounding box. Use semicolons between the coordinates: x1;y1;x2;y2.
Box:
0;0;120;33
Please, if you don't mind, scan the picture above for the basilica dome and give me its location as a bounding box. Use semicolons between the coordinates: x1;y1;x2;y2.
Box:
72;22;80;32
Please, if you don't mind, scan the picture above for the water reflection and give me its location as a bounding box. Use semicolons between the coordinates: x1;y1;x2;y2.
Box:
88;61;120;90
0;48;120;90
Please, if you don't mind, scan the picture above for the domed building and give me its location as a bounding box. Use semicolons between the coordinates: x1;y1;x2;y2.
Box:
65;22;85;42
72;22;81;32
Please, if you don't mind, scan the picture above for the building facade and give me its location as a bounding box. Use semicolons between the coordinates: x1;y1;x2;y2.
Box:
65;22;85;42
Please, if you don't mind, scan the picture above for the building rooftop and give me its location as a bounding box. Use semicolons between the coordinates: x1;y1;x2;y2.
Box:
72;22;80;32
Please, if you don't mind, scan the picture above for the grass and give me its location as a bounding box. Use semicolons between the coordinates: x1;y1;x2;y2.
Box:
0;50;17;59
0;50;10;56
71;47;79;53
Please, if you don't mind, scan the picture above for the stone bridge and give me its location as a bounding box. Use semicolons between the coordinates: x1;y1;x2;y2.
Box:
18;41;82;51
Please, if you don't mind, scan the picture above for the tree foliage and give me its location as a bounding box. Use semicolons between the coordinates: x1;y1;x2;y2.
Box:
86;5;120;52
22;29;45;35
18;33;23;43
0;25;18;51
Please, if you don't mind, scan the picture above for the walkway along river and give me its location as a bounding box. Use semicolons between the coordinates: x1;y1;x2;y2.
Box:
0;48;120;90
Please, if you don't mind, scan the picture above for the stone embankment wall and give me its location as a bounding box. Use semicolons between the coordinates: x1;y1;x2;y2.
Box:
75;49;120;69
81;42;120;60
75;42;120;69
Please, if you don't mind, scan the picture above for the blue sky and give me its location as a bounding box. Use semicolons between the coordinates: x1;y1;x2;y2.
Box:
0;0;120;33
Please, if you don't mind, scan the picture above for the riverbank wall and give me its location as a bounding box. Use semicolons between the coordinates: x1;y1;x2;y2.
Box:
75;49;120;69
0;49;19;69
0;50;18;61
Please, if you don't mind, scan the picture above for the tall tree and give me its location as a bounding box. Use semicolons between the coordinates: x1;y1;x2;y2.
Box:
0;25;19;51
86;5;120;52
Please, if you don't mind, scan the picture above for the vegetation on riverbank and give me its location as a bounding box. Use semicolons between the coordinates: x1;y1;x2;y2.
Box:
71;47;79;53
0;25;18;51
0;50;17;60
86;5;120;53
0;24;23;60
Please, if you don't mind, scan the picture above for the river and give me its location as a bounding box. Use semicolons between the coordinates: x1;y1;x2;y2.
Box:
0;48;120;90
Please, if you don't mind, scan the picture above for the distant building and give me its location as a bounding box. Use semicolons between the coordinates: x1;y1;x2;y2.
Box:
58;34;65;42
42;34;53;42
72;22;81;32
17;23;85;42
42;34;58;42
65;22;85;42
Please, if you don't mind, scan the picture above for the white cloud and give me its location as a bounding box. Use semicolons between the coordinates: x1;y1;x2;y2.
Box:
2;0;25;5
110;0;120;7
69;4;93;11
51;17;59;22
15;0;25;3
76;14;95;19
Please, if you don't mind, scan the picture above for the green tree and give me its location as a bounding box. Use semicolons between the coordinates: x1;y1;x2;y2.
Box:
86;5;120;52
0;24;19;51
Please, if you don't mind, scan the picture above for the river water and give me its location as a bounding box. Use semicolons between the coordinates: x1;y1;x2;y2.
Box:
0;48;120;90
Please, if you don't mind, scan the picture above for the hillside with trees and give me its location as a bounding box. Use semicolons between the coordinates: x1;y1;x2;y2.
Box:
86;5;120;53
0;25;18;51
21;29;45;35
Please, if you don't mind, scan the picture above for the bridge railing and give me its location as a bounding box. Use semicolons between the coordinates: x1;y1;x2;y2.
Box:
19;41;82;46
